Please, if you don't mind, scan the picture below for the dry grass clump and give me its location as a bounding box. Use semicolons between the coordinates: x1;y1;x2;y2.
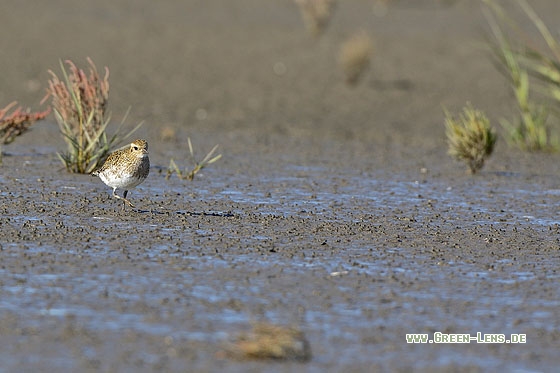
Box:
0;101;50;145
339;32;373;85
221;322;312;362
445;104;497;174
42;57;141;174
166;137;221;181
294;0;336;37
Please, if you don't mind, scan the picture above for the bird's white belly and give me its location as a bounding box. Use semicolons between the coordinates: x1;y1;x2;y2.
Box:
99;171;144;189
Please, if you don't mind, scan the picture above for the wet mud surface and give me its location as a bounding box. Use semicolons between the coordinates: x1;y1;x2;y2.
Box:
2;0;560;371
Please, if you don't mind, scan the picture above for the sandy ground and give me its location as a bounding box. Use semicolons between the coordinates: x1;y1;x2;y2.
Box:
1;0;560;371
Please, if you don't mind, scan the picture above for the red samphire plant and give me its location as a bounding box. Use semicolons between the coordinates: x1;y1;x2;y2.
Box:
0;101;50;145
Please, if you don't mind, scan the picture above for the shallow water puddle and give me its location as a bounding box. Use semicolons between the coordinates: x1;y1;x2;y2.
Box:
199;165;560;228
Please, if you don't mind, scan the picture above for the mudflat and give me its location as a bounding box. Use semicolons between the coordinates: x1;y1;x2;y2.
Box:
1;1;560;371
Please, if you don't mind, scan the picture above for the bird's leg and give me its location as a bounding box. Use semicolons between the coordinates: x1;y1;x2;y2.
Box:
122;190;134;209
112;188;134;209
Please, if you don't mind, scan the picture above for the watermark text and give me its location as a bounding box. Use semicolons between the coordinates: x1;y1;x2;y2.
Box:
406;332;526;344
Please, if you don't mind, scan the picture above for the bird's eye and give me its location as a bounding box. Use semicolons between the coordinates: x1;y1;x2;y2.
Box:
133;146;138;151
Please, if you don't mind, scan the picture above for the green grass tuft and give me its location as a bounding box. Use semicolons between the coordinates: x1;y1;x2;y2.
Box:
484;0;560;151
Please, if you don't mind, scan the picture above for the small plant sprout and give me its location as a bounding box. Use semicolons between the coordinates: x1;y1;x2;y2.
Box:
339;31;373;85
444;104;497;174
166;137;222;181
294;0;336;38
42;58;142;174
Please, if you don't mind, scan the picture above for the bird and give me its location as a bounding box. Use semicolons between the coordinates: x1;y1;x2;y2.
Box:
92;139;150;209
